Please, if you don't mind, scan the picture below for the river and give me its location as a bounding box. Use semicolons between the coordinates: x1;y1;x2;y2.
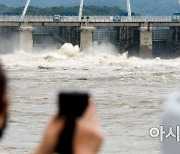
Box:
0;43;179;154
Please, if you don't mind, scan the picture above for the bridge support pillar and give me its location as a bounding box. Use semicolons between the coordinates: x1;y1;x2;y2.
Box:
140;28;153;58
20;24;33;51
80;26;94;52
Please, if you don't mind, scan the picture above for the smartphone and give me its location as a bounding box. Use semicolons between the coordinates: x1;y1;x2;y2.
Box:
56;92;89;154
59;92;89;118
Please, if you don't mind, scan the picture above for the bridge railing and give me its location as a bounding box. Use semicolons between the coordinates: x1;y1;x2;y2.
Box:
0;15;174;23
88;16;113;22
132;16;172;22
22;16;53;22
81;16;172;23
107;16;172;22
0;15;21;22
60;16;80;22
0;15;53;22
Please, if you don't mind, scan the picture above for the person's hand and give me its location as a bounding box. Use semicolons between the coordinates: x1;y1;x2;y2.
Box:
73;101;104;154
34;115;65;154
34;101;103;154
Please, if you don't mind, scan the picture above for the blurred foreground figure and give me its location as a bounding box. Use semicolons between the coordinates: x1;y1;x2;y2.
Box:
34;101;104;154
0;64;8;139
0;64;9;154
163;88;180;154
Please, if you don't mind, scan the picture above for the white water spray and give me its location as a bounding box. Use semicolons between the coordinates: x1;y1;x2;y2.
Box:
59;43;80;57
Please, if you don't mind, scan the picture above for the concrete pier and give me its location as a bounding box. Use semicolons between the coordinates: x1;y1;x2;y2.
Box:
140;27;153;58
20;24;33;51
80;26;94;52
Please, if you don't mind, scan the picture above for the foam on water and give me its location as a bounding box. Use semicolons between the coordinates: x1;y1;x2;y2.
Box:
59;43;80;57
0;42;179;154
0;42;180;78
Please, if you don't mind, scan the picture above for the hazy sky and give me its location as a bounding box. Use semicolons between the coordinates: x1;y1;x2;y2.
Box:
0;0;126;7
0;0;179;15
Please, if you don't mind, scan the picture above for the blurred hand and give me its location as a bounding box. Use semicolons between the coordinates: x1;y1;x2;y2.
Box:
73;101;104;154
34;116;65;154
34;101;103;154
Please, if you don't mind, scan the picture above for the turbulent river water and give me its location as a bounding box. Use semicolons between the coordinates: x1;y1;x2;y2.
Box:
0;43;179;154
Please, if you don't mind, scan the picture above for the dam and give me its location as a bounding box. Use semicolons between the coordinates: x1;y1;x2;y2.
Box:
0;15;180;58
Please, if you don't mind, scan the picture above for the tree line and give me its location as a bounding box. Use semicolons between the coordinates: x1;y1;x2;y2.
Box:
0;5;127;16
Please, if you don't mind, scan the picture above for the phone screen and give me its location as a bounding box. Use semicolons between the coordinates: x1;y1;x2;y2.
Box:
59;92;89;119
56;92;89;154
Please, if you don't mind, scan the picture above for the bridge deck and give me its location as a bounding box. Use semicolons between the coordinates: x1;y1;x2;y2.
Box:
0;15;180;27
